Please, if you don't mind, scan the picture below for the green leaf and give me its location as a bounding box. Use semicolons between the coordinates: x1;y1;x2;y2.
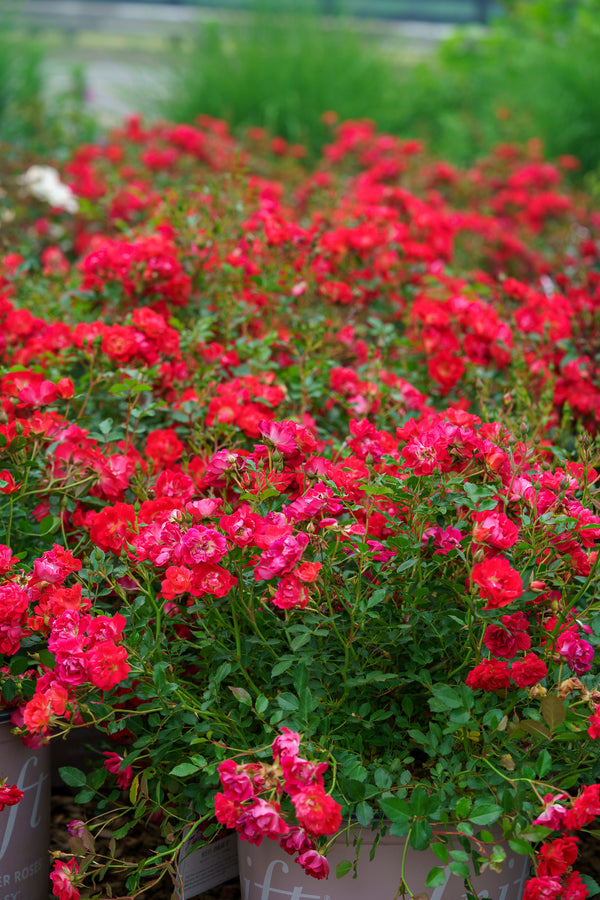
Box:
290;631;312;651
229;686;252;706
410;785;428;816
509;837;534;855
425;867;447;888
432;843;449;864
380;796;411;823
169;762;201;777
355;801;374;827
469;803;502;826
449;860;471;879
277;692;299;711
374;768;393;790
456;797;472;818
579;876;600;896
410;819;432;851
541;695;566;730
536;749;552;778
255;694;269;715
271;658;294;677
59;766;86;788
293;663;309;697
336;860;353;879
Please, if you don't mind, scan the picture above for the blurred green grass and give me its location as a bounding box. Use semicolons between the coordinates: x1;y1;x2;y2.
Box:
4;0;600;180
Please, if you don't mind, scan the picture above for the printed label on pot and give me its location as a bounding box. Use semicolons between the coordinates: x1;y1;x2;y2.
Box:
179;832;239;899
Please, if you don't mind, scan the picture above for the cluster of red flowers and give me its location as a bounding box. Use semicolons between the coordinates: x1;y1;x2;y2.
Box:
2;112;600;900
215;728;341;879
0;543;129;737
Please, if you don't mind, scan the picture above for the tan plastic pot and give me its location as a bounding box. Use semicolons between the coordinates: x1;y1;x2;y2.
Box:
0;711;51;900
238;825;531;900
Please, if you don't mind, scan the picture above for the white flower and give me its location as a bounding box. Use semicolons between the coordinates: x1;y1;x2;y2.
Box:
17;165;79;214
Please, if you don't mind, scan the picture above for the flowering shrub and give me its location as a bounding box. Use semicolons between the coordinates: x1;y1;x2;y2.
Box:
1;115;600;899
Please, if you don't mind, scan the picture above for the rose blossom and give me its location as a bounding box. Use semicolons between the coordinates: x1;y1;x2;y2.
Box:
236;798;290;845
556;629;594;675
296;849;330;880
470;556;522;609
537;836;578;877
511;654;548;688
291;785;342;837
522;876;563;900
272;726;301;760
50;857;80;900
0;781;24;811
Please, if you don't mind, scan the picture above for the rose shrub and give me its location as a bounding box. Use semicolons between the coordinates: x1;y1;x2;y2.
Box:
1;115;600;899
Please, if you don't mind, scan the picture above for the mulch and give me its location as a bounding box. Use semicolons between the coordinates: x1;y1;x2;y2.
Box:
50;790;600;899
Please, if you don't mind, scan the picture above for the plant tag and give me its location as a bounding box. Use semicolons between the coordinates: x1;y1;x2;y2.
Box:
178;832;239;899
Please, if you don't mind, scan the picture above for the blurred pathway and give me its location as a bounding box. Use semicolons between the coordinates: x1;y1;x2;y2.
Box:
39;9;456;126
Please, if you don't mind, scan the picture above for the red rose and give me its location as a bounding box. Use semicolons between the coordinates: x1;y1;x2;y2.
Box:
511;653;548;688
465;659;511;692
537;836;579;877
471;556;522;609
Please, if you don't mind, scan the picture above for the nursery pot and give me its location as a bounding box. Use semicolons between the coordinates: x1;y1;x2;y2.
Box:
0;710;51;900
238;825;531;900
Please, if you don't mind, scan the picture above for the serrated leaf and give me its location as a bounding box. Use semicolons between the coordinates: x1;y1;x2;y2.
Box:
277;692;299;711
410;819;432;851
229;686;252;705
380;796;411;823
541;694;566;730
59;766;86;788
336;860;353;879
536;749;552;778
469;803;502;826
509;837;534;855
449;860;471;879
271;658;294;677
355;801;374;827
519;719;551;740
255;694;269;715
374;768;393;790
169;762;201;777
425;867;447;888
580;875;600;896
456;796;472;818
432;843;449;864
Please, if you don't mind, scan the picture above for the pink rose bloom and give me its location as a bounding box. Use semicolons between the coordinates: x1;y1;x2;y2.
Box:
103;752;133;790
272;575;309;610
292;786;342;837
556;630;594;675
522;876;563;900
218;760;257;802
280;827;315;856
182;526;227;565
237;799;290;845
472;509;519;549
533;794;568;830
50;857;80;900
254;532;309;580
296;849;330;880
272;726;301;761
0;782;24;811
